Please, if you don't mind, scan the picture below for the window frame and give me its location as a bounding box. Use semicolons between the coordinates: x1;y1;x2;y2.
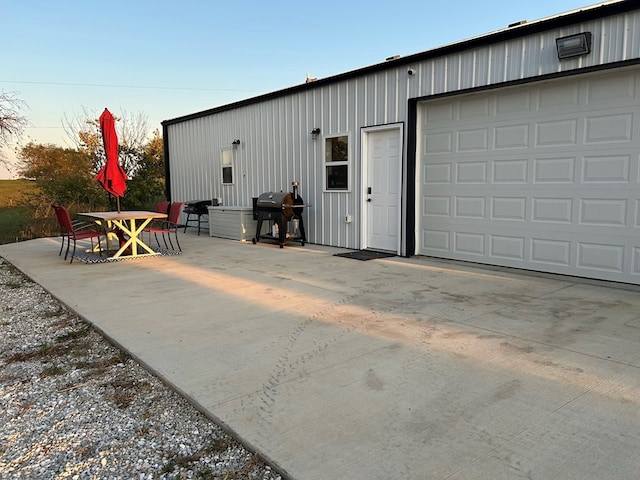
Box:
220;148;234;185
323;133;350;192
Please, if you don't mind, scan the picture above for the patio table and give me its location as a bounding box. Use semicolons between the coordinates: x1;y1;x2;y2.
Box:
79;211;167;259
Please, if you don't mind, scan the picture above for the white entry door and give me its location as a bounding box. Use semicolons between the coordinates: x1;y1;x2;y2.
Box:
364;127;402;252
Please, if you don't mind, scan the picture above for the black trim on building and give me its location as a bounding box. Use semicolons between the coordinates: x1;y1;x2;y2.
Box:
405;101;418;257
410;58;640;105
161;1;635;127
162;123;171;201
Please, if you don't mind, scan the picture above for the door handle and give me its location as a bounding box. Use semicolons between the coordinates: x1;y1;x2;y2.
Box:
367;198;372;202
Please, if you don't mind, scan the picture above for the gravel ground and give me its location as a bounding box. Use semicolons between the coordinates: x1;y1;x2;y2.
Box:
0;257;283;480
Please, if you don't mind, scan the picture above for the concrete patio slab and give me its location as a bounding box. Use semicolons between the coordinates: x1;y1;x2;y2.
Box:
1;234;639;480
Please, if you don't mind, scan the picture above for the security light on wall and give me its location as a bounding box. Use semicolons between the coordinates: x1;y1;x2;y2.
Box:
232;139;240;149
310;128;321;139
556;32;592;60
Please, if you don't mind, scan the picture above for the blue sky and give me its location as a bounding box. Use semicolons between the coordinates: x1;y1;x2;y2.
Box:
2;0;599;178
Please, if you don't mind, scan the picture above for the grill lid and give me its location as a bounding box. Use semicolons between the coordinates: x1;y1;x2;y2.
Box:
184;199;213;214
256;192;292;208
256;192;295;219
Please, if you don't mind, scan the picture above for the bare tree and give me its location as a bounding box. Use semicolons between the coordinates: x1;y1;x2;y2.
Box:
0;91;28;167
61;107;150;175
62;107;150;152
61;106;98;151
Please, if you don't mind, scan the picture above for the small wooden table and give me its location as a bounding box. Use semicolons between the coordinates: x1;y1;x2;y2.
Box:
79;211;167;259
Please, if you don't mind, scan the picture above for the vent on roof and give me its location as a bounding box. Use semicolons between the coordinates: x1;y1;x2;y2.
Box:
385;55;401;61
508;20;527;27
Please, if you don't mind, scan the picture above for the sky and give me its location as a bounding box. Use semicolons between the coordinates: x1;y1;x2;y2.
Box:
1;0;602;179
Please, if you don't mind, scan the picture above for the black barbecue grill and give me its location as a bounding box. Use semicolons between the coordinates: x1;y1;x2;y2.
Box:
252;182;306;248
183;199;215;235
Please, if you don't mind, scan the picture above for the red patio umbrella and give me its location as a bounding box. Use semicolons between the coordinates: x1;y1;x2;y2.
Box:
96;108;127;212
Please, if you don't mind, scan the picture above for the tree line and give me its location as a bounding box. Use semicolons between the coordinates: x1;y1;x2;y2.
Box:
0;92;165;239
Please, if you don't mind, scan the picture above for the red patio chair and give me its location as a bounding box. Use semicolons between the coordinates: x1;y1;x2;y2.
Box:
52;205;104;263
155;200;170;215
145;201;185;252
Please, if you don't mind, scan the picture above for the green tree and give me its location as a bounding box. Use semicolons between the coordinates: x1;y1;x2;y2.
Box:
122;129;166;210
14;110;166;239
63;109;164;210
16;143;109;238
17;143;108;208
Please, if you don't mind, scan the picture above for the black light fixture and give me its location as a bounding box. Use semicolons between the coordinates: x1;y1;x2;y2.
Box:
232;139;240;149
310;128;321;139
556;32;592;60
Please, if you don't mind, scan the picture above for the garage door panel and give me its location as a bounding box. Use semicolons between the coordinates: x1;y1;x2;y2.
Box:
425;132;453;153
457;162;488;183
585;113;634;143
530;238;572;266
577;242;625;273
495;124;530;149
458;128;489;151
496;89;532;114
490;235;526;261
536;119;577;146
538;82;580;109
418;68;640;285
493;159;528;183
455;231;485;256
423;229;450;252
532;198;573;223
633;248;640;276
533;157;577;183
582;155;631;182
491;197;527;221
586;72;637;105
579;199;628;226
423;196;451;216
459;95;490;118
424;163;452;183
455;197;486;218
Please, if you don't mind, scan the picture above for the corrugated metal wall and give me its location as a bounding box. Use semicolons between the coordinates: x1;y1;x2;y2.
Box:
166;7;640;250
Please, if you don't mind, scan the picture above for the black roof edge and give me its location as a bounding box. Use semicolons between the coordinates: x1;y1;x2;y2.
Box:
162;1;635;127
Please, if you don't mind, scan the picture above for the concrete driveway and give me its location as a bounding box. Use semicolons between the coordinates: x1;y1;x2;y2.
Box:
1;234;639;480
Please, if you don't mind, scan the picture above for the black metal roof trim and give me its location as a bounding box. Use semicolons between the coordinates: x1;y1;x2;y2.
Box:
162;1;635;127
409;57;640;105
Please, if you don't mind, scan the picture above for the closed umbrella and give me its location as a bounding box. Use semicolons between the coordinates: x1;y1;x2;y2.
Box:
96;108;127;212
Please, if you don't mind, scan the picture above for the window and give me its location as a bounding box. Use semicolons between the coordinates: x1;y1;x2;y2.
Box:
325;135;349;190
221;148;233;184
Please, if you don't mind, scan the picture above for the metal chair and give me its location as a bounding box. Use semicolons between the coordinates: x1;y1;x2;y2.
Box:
51;205;104;263
145;202;185;251
155;200;170;215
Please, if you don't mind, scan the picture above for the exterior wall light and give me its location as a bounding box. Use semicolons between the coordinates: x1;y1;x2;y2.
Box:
310;128;321;139
556;32;592;60
232;139;240;149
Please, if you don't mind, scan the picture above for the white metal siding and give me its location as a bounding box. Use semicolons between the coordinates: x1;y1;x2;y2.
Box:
168;71;411;248
166;7;640;251
418;67;640;284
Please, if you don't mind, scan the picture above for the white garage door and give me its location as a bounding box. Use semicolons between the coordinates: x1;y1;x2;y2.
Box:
418;67;640;285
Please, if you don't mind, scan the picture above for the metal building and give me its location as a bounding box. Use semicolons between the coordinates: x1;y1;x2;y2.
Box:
163;0;640;285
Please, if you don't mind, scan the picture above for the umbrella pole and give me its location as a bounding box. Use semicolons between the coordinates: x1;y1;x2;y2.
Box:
117;197;121;213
